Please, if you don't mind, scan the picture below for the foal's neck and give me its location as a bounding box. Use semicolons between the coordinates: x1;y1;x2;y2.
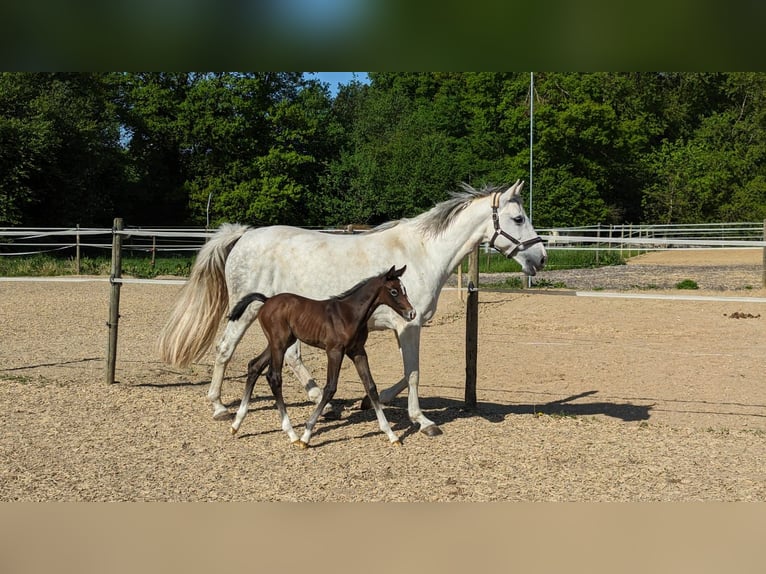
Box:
342;283;386;327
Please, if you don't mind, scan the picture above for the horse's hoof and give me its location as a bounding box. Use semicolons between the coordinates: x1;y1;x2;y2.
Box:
307;386;322;403
297;441;309;450
359;396;372;410
230;427;237;435
391;439;402;447
421;424;443;437
212;409;230;421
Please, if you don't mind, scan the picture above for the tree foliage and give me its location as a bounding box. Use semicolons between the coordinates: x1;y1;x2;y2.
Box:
1;72;765;228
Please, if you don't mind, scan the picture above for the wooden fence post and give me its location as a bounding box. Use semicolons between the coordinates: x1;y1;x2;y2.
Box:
106;218;124;384
763;219;766;289
464;245;479;409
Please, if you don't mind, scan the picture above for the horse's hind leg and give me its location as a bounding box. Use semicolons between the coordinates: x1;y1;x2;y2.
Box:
285;341;334;416
351;350;400;445
208;304;260;420
284;340;322;403
231;348;270;435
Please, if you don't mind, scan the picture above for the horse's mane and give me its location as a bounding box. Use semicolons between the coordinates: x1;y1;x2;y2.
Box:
367;183;507;238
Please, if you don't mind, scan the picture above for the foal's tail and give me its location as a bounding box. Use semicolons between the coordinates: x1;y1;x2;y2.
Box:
228;292;268;322
158;223;250;368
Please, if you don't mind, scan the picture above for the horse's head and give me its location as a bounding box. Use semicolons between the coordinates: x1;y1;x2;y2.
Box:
380;265;417;321
486;180;547;275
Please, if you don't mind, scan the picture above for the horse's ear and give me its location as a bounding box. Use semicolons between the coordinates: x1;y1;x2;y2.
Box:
508;179;524;198
499;180;524;208
395;265;407;277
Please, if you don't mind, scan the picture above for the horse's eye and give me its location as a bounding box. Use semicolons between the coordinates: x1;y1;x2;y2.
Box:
513;215;524;224
389;288;398;297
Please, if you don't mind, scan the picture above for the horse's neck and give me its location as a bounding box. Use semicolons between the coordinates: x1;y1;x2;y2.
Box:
412;196;491;284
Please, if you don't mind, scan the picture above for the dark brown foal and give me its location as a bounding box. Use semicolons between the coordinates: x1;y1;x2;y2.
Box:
228;265;416;447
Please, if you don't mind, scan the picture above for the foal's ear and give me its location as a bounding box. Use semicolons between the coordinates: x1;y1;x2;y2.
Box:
385;265;406;279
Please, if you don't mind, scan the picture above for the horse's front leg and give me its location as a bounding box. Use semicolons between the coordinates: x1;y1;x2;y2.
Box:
350;349;400;445
394;326;442;436
299;350;343;448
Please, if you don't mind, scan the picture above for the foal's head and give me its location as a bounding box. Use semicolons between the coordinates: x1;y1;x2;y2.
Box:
379;265;416;322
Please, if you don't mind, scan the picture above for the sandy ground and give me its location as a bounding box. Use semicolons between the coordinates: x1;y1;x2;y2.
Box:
1;249;764;501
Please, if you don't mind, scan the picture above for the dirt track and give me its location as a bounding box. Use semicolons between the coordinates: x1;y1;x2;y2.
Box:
1;249;764;501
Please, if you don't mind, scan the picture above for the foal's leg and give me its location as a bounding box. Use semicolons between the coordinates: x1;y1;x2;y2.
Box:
350;349;400;445
208;305;261;420
298;349;344;448
266;348;300;444
231;348;270;435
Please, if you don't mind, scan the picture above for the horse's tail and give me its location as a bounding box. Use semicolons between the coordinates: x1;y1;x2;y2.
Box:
228;292;268;322
158;223;250;368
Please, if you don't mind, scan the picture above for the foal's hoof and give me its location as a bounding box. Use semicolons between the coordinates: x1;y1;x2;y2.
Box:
230;427;237;435
421;424;443;437
297;441;309;450
391;439;402;447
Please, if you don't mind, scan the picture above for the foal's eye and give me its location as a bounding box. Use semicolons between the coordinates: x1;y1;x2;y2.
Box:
389;288;399;297
513;215;525;224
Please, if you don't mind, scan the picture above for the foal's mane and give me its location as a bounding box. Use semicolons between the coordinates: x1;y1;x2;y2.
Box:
332;272;386;300
368;183;508;238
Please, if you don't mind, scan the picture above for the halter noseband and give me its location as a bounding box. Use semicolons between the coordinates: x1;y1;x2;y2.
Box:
488;192;544;259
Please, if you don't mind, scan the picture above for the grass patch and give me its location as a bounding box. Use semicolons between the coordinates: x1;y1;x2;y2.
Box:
2;247;633;279
675;279;699;290
0;254;192;278
460;248;627;274
531;278;568;289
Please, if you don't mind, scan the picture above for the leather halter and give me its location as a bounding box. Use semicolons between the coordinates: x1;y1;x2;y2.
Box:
488;192;544;259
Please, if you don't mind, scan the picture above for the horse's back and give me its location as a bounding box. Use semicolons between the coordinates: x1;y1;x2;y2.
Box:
227;226;396;299
225;223;435;328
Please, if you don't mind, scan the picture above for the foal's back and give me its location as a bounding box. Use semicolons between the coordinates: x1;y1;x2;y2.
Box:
258;293;362;351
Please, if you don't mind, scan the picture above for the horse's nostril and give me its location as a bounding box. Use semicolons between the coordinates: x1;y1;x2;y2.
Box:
541;255;548;267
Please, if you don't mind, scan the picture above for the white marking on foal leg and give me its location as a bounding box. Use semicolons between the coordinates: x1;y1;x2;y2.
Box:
370;401;400;444
281;413;300;444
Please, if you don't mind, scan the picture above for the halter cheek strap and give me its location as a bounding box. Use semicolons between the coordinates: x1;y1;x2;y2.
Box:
488;192;544;259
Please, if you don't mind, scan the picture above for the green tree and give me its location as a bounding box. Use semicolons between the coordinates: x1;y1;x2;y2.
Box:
0;72;125;226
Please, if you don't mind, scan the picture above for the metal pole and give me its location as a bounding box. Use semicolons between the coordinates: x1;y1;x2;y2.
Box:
464;245;480;409
528;71;534;288
106;218;124;384
75;224;81;274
